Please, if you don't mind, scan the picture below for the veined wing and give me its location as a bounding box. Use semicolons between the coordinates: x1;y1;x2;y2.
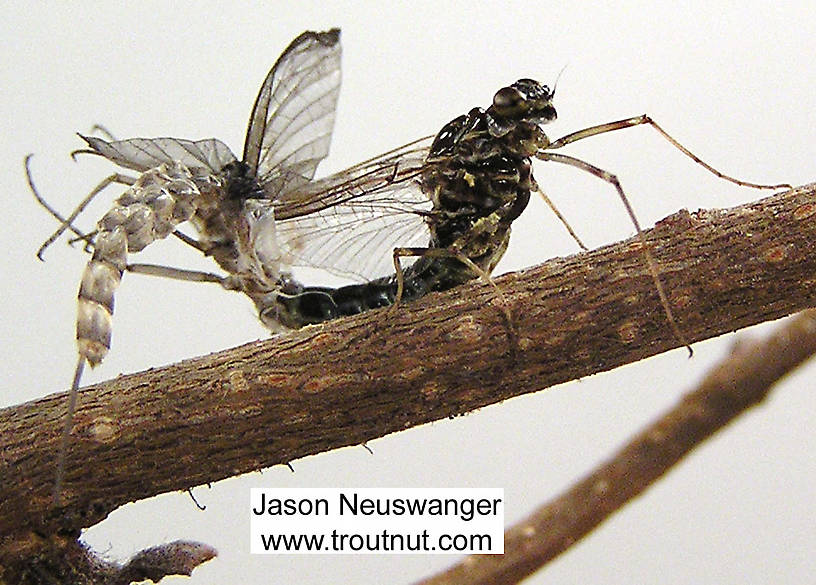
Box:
258;136;435;281
273;136;432;219
75;28;342;184
78;135;238;174
244;29;342;198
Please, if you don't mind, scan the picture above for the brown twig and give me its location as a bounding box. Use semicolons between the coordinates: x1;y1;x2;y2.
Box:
0;184;814;579
416;308;816;584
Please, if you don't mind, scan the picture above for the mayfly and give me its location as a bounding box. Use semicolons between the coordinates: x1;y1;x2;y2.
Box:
267;79;792;330
28;28;364;502
30;29;789;504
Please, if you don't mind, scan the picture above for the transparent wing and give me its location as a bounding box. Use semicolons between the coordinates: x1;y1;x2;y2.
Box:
78;135;238;173
275;183;431;282
254;137;436;281
272;136;432;218
243;29;342;198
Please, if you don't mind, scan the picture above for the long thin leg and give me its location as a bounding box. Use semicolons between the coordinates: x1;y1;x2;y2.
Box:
538;150;691;354
534;183;588;251
30;159;225;286
40;172;136;255
126;263;232;286
29;156;215;260
390;246;428;311
26;155;104;255
547;115;791;190
390;246;509;320
27;157;136;259
67;230;98;248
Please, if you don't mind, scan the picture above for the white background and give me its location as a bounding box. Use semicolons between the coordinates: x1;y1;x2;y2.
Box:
2;2;814;583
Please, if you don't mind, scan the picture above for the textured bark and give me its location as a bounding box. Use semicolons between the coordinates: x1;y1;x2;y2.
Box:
1;184;814;575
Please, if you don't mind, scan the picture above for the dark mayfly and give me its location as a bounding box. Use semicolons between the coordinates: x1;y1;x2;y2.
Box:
268;84;792;331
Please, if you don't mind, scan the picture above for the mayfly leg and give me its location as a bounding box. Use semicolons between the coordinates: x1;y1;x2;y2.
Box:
127;263;237;288
540;115;792;354
390;245;512;324
26;154;137;259
39;171;135;257
539;150;689;351
534;183;588;251
170;230;220;256
28;155;220;265
547;115;792;191
25;155;105;252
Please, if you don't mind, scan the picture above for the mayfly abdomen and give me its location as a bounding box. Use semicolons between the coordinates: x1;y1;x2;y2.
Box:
271;266;419;328
272;280;399;328
77;162;200;366
272;252;487;328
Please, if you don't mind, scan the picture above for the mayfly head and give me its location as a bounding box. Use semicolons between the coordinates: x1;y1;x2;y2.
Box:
487;79;557;136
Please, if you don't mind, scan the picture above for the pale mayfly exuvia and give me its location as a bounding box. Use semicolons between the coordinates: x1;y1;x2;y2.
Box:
29;28;788;504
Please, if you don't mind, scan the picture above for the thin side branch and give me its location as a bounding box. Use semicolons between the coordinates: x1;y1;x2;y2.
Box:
417;308;816;584
1;184;815;543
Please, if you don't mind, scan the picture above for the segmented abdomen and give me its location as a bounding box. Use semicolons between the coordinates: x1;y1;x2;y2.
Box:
77;162;200;366
266;254;481;328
